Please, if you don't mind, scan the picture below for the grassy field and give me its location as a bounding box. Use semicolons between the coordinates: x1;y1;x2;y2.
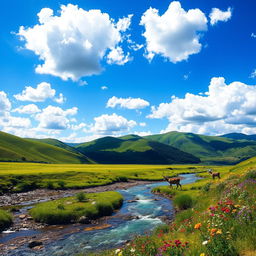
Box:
0;162;228;193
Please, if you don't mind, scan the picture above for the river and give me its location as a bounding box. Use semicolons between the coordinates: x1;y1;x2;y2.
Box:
1;173;200;256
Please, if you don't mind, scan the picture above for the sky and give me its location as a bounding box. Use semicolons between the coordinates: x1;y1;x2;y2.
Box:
0;0;255;142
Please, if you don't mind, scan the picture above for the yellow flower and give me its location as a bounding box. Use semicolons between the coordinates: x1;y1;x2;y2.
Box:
216;229;222;235
234;204;240;208
200;253;206;256
232;209;237;213
194;223;202;229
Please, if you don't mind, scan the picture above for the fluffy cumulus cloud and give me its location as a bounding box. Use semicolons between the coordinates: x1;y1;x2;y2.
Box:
13;104;41;114
14;82;64;103
140;1;207;62
91;113;136;135
18;4;132;81
35;105;78;130
209;7;232;26
107;96;150;109
148;77;256;135
0;91;11;117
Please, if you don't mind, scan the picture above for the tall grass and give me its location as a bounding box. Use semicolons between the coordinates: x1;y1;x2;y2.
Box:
30;191;123;225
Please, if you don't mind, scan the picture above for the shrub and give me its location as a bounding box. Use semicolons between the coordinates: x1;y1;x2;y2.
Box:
174;194;193;210
76;192;86;202
117;176;128;182
202;182;211;192
46;181;54;189
15;180;39;192
57;204;65;210
57;180;66;189
245;169;256;180
0;209;12;232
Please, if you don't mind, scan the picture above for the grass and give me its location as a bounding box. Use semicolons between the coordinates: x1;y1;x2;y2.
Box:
0;162;222;194
30;191;123;224
0;209;12;232
88;159;256;256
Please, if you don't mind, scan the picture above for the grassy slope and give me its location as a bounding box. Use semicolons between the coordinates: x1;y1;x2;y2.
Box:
146;131;256;164
0;131;92;164
75;135;200;164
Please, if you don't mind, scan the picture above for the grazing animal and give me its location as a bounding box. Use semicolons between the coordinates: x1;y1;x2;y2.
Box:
163;176;182;189
208;169;220;179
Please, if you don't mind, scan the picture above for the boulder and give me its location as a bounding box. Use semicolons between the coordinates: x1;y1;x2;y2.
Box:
28;241;43;249
78;216;91;224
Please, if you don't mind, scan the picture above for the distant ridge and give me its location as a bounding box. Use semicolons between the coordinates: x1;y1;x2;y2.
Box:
75;135;200;164
146;131;256;164
220;133;256;141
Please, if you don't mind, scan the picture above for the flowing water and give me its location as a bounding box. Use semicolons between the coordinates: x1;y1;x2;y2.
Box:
2;173;200;256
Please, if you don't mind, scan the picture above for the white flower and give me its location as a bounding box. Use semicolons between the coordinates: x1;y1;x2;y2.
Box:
130;248;135;252
202;240;208;245
115;249;121;254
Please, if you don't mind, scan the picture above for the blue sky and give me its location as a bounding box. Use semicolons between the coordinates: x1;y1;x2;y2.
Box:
0;0;255;142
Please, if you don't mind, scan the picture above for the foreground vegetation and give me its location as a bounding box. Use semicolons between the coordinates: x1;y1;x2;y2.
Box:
0;209;12;232
30;191;123;224
89;160;256;256
0;163;220;194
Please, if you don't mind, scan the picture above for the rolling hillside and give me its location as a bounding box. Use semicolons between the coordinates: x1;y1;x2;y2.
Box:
75;135;200;164
0;131;92;164
146;131;256;164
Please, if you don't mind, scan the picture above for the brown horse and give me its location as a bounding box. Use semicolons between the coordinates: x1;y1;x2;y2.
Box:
208;169;220;179
163;176;182;189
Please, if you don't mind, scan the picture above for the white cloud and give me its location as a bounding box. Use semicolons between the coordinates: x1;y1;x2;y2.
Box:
13;104;41;114
107;46;132;65
101;86;108;90
14;82;57;102
35;105;78;130
91;113;136;135
148;77;256;135
251;33;256;38
107;96;150;109
139;122;146;127
134;131;152;136
209;7;232;26
54;93;66;104
18;4;132;81
250;69;256;78
140;1;207;62
0;91;11;117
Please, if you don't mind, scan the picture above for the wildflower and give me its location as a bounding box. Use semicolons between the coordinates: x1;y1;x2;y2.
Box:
216;229;222;234
200;253;206;256
130;248;135;253
202;240;208;245
194;223;202;229
115;249;122;256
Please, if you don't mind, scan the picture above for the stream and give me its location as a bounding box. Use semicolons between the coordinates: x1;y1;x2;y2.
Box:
1;173;200;256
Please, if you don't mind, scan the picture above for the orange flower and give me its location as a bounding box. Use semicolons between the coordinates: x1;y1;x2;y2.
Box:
194;223;202;229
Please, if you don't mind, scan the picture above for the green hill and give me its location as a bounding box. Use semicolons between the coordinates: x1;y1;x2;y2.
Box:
146;131;256;164
75;135;200;164
0;131;92;164
27;138;82;155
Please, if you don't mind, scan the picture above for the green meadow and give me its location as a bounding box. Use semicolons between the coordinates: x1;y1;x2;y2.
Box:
0;162;226;193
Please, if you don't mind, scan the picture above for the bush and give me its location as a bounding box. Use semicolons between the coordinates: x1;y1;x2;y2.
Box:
245;169;256;180
15;180;39;192
117;176;128;182
46;181;54;189
174;194;193;210
76;192;86;202
0;209;12;232
202;182;211;192
57;180;66;189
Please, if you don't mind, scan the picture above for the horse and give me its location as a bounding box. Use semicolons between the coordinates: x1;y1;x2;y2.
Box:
163;175;182;189
208;169;220;179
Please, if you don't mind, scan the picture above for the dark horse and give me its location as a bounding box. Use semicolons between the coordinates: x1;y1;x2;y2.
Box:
163;176;182;189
